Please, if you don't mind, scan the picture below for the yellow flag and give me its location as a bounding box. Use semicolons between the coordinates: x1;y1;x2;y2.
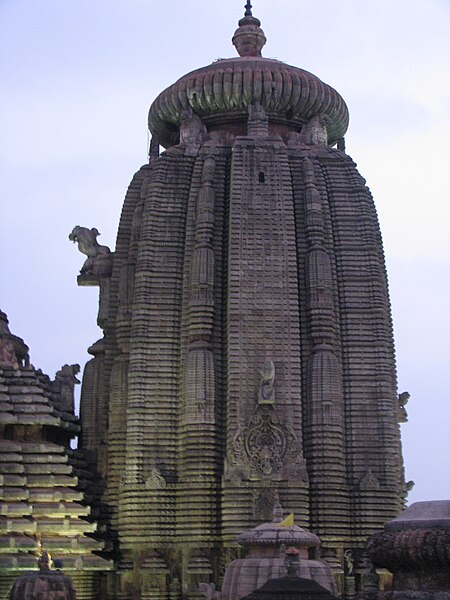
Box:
279;513;294;527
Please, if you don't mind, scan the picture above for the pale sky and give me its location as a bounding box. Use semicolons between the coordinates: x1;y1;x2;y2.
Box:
1;0;449;505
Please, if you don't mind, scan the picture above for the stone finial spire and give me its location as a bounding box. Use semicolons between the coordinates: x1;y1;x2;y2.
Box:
232;2;266;57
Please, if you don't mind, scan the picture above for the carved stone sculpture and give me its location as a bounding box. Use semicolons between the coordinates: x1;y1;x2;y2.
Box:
54;363;80;414
398;391;410;423
299;113;330;145
258;359;275;404
362;557;380;593
0;310;29;369
179;107;206;154
69;225;111;275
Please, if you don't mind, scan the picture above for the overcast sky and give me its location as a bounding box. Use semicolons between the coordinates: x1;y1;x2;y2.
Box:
1;0;449;505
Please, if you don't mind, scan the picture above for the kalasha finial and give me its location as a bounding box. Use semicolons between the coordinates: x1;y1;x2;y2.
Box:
232;1;266;57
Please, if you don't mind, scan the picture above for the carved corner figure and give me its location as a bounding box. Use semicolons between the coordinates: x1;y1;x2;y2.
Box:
299;113;330;146
258;359;275;405
54;363;80;414
179;108;206;154
398;390;410;423
0;310;29;369
69;225;112;276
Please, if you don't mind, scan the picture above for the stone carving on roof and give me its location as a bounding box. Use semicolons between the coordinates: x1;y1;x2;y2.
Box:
69;225;112;276
0;310;29;369
0;331;17;369
248;102;269;137
54;364;80;414
179;108;206;155
398;390;410;423
299;114;330;146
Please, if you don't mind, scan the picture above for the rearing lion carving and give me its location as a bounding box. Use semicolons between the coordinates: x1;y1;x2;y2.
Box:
69;226;111;275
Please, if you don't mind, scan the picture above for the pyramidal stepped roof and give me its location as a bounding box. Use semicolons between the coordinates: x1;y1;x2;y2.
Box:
148;4;349;148
0;311;111;580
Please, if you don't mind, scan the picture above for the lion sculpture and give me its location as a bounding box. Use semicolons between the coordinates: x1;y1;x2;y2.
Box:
69;226;111;275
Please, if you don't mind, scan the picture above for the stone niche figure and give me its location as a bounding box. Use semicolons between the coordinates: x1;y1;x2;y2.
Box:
54;364;80;414
258;359;275;405
69;225;112;276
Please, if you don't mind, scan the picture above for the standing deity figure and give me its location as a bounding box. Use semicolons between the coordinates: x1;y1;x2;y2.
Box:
258;360;275;405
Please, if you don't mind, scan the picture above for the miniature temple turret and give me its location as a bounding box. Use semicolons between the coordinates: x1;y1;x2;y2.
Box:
72;5;406;598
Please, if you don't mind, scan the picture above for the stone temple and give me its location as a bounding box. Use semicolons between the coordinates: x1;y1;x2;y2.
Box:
1;4;410;600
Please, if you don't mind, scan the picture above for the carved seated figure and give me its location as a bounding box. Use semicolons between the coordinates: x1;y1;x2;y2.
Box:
179;108;206;153
299;114;330;146
69;226;112;276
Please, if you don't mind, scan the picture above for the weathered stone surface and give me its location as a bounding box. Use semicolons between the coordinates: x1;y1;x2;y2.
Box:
72;5;405;600
359;501;450;600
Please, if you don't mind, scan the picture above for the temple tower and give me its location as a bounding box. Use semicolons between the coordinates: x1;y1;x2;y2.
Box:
75;5;406;598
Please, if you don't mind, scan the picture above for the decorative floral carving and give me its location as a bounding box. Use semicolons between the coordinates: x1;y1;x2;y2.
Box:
233;409;296;477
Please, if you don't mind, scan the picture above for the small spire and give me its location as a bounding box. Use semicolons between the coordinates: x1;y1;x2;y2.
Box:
244;1;253;17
